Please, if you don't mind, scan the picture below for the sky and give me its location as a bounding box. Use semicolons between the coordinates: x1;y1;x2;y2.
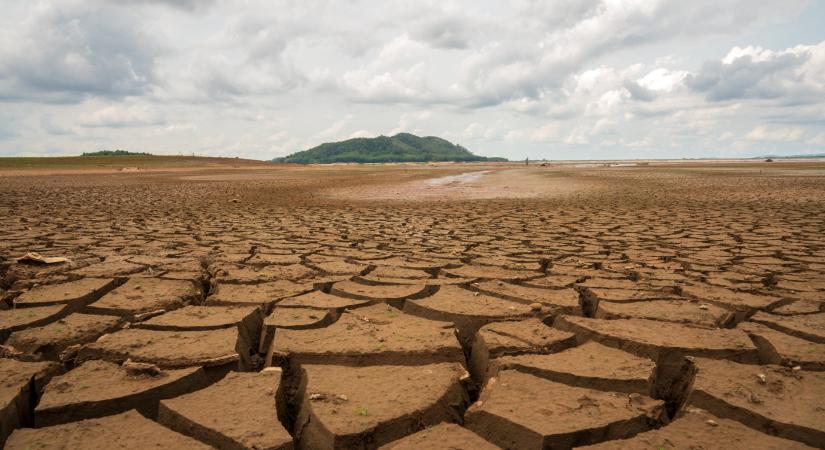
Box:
1;0;824;160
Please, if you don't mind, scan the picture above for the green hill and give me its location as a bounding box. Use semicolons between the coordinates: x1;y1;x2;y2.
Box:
273;133;507;164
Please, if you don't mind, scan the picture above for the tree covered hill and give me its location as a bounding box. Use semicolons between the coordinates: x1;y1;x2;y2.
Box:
273;133;507;164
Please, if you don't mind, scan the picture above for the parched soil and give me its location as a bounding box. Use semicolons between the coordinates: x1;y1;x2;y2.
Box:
1;159;825;449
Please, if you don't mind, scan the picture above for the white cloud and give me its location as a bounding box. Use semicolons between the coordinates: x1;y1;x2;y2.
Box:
564;128;590;145
106;0;217;11
0;0;822;159
745;125;804;142
389;111;432;135
348;130;377;139
808;133;825;145
0;2;157;102
637;68;689;92
722;46;781;65
530;123;562;142
79;105;165;128
313;116;354;142
39;115;75;136
688;41;825;103
411;15;474;49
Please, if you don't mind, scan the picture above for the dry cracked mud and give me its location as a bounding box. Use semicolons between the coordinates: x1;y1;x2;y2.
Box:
2;160;825;449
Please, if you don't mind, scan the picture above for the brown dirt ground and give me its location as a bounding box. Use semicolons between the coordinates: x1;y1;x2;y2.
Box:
1;157;825;449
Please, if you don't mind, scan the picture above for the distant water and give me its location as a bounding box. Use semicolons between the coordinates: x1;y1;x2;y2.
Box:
425;170;491;187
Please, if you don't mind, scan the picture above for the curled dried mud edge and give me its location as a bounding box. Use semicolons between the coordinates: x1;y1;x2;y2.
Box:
258;309;340;356
277;358;472;449
401;299;552;351
72;319;257;381
743;329;825;371
480;340;699;424
649;351;698;419
466;323;578;397
553;315;760;364
0;277;125;337
689;381;825;448
267;346;466;369
682;293;793;328
329;283;439;310
468;374;670;449
575;286;599;318
10;315;130;366
576;285;746;329
747;331;784;366
33;366;211;427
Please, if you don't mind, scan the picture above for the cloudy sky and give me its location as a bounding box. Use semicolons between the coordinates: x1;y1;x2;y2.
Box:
1;0;824;160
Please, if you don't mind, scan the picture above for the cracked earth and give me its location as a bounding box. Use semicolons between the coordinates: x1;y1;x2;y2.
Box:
1;161;824;449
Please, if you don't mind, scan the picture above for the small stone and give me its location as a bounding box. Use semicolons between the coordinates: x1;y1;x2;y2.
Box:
529;302;543;311
699;304;709;310
122;359;163;377
336;394;348;401
706;419;718;427
309;393;325;401
757;373;767;384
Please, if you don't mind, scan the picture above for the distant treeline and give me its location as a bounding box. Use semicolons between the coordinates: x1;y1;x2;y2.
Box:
274;133;507;164
81;150;153;157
